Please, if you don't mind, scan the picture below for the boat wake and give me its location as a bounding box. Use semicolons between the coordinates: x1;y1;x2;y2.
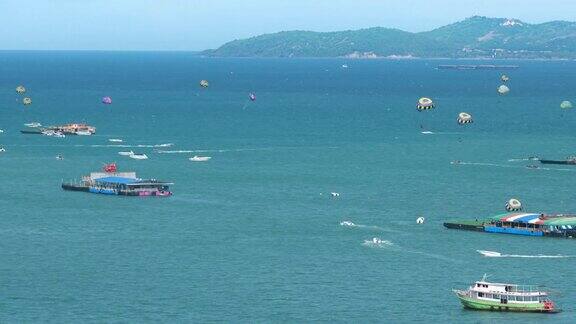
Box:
477;250;571;258
362;237;394;248
156;146;340;154
340;220;397;232
456;161;576;172
90;143;174;148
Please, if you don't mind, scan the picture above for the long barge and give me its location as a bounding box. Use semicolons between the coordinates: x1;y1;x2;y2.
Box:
437;64;520;70
21;123;96;135
62;163;172;197
444;212;576;238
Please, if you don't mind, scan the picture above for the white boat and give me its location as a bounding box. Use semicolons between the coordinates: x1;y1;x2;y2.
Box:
421;131;434;135
75;130;92;136
0;148;5;152
453;275;559;313
109;139;123;143
118;150;135;156
477;250;502;257
0;129;4;133
56;155;64;160
189;155;211;162
24;122;42;128
129;153;148;160
53;131;65;138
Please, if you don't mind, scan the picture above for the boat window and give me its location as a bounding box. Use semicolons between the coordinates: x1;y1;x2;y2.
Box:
485;293;492;299
509;295;516;301
478;292;484;297
493;294;499;300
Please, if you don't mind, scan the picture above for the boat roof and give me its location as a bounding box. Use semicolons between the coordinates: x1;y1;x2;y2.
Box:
488;212;576;226
95;176;138;184
95;176;172;186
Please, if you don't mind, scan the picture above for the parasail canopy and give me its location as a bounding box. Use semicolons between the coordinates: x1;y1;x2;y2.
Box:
103;163;117;173
505;198;522;212
560;101;573;109
417;97;435;111
200;80;209;88
457;112;473;124
22;97;32;105
497;85;510;95
16;85;26;94
249;92;256;101
102;96;112;105
501;74;510;82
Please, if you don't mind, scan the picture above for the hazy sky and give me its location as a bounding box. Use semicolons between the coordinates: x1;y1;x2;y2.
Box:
1;0;575;51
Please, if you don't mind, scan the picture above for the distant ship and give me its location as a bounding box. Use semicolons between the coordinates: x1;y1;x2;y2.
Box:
437;65;520;70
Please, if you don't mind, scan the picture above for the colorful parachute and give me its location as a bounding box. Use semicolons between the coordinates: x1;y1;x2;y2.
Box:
249;93;256;101
22;97;32;105
200;80;209;88
505;198;522;212
501;75;510;82
16;85;26;94
417;97;435;111
560;101;573;109
497;85;510;95
457;112;473;125
102;96;112;105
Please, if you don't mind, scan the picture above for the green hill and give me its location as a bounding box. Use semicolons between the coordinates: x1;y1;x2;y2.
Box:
204;16;576;59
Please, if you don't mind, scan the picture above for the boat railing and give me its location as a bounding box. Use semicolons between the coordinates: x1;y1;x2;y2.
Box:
506;285;542;293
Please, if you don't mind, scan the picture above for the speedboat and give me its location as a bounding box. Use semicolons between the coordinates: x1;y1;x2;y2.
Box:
75;130;92;136
0;129;4;133
53;131;65;138
477;250;502;257
56;155;64;160
118;151;135;156
24;122;42;128
109;139;123;143
0;147;5;153
189;156;211;162
129;153;148;160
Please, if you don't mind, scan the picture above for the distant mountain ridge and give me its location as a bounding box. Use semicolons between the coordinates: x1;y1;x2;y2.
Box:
203;16;576;59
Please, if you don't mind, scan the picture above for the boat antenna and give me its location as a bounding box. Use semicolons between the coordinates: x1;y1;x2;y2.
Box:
481;273;491;281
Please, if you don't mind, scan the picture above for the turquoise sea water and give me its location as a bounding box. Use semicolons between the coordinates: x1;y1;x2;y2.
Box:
1;52;576;322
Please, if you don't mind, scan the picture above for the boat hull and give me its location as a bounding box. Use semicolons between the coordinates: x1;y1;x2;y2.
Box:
456;294;558;313
62;184;171;197
539;160;576;165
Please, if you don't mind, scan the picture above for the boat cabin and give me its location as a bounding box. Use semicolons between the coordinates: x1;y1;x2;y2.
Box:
470;281;549;304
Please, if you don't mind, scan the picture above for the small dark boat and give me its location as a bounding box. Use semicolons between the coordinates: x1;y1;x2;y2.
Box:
539;157;576;165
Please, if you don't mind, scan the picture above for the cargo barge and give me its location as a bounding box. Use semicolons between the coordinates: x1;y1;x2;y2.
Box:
62;163;172;197
444;212;576;238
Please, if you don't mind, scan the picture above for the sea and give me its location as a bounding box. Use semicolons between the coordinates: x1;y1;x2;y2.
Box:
0;52;575;322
